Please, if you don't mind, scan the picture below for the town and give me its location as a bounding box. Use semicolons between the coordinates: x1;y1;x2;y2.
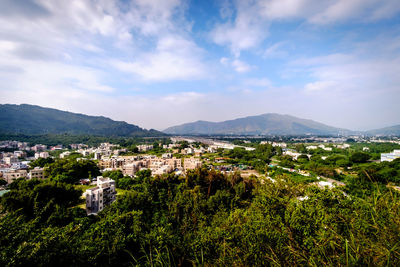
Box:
2;135;400;214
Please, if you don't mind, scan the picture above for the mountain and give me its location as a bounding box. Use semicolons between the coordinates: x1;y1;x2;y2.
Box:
0;104;164;137
164;113;351;136
366;125;400;136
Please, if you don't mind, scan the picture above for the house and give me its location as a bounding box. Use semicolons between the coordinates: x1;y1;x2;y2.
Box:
85;177;116;215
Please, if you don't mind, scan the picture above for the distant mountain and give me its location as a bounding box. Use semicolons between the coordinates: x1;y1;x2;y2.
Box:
0;104;164;137
164;113;351;136
366;125;400;136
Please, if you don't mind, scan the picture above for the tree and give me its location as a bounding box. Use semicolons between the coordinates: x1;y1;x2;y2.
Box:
350;152;370;163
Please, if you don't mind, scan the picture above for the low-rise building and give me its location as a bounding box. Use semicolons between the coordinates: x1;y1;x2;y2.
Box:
381;150;400;162
85;177;116;215
3;156;19;165
29;167;46;179
59;151;71;158
35;151;49;159
184;157;202;170
3;169;28;184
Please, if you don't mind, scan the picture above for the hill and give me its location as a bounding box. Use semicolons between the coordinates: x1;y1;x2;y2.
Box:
164;113;350;135
366;125;400;136
0;104;164;137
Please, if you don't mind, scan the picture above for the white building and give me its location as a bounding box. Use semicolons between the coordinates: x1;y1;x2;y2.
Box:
381;150;400;162
60;151;71;158
35;151;49;159
85;177;116;215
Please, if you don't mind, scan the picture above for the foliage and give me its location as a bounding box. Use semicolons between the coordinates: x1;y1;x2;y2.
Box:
0;104;164;137
1;167;400;266
45;158;100;184
350;152;371;163
29;157;55;168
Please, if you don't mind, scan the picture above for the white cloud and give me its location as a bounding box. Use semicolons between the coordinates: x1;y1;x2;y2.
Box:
220;57;253;73
232;59;252;73
264;42;288;58
304;81;336;93
211;1;269;57
211;0;400;55
112;35;206;81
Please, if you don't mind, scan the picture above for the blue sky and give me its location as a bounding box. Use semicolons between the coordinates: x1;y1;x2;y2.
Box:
1;0;400;131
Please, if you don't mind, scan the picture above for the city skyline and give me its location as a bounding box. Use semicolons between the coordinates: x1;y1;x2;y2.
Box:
1;0;400;131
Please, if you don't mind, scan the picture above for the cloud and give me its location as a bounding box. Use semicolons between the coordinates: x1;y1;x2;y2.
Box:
220;57;253;73
244;78;272;87
304;81;336;93
264;42;288;58
112;35;207;81
211;1;269;57
211;0;400;55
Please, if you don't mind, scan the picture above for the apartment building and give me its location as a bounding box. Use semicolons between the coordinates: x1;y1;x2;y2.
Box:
184;157;202;170
85;177;116;215
3;169;28;184
29;167;46;179
35;151;49;159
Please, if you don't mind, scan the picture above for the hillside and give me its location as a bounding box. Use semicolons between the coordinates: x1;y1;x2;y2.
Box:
164;113;350;135
366;125;400;136
0;104;163;137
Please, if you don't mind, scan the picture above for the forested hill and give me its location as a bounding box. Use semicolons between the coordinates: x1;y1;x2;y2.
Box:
0;104;164;137
164;113;351;135
366;125;400;136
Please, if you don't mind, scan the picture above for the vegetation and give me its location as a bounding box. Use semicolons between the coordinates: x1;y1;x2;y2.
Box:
1;167;400;266
0;104;164;137
44;157;100;184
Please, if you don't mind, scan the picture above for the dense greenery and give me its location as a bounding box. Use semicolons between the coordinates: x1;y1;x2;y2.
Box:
44;157;100;184
0;104;164;137
0;134;167;147
29;157;55;168
1;167;400;266
211;144;281;173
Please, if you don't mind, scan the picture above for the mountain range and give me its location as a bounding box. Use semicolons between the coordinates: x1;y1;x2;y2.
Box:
0;104;163;137
163;113;353;136
1;104;399;137
164;113;400;136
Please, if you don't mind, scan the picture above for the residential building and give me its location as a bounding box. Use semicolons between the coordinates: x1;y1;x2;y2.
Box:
3;156;18;165
3;169;28;184
29;167;46;179
35;151;49;159
85;177;116;215
184;157;202;170
60;151;71;158
381;150;400;162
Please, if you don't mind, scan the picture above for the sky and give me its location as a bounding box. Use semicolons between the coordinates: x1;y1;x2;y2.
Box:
1;0;400;131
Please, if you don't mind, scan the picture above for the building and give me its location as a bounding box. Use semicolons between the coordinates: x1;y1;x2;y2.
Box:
137;144;153;152
29;167;46;179
35;151;49;159
3;156;19;165
3;169;28;184
381;150;400;162
184;157;202;170
85;177;116;215
13;151;26;158
59;151;71;158
32;144;47;152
